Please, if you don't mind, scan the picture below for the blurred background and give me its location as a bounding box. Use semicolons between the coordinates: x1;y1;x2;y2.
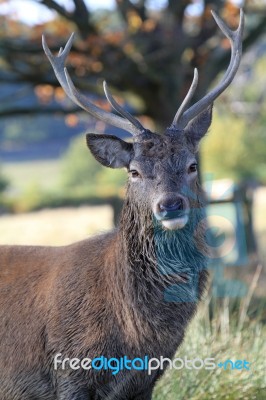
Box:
0;0;265;399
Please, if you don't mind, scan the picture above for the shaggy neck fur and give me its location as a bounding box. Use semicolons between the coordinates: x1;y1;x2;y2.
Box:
117;183;209;309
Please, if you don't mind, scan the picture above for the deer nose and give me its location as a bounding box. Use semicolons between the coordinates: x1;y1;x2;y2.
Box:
154;194;189;220
159;197;184;213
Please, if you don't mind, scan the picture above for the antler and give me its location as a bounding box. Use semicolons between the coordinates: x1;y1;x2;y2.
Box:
42;33;146;137
170;9;244;131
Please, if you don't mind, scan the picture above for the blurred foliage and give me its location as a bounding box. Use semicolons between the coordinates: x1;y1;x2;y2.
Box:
0;118;48;146
0;167;8;193
202;52;266;184
0;115;82;145
0;0;266;128
202;113;247;181
0;165;9;212
60;134;103;190
13;181;44;212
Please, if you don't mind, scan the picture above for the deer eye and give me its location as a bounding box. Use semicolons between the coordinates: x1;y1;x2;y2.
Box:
129;170;141;178
188;163;197;173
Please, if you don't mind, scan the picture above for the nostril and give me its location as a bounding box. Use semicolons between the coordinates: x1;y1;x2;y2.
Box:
175;198;184;211
159;198;184;213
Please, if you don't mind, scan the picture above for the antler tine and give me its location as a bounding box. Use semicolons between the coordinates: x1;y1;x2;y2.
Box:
42;34;144;136
42;33;76;103
212;9;244;84
172;9;244;131
170;68;198;129
103;81;146;133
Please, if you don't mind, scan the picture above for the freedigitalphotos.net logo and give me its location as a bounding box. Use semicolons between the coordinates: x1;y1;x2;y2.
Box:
54;354;250;375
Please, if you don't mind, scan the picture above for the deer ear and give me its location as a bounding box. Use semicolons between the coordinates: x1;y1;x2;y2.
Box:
86;134;133;168
184;105;213;145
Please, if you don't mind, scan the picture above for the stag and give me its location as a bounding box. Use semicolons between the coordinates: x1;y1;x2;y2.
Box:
0;10;244;400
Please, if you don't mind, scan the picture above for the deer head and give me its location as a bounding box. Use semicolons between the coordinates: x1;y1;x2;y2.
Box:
43;10;244;231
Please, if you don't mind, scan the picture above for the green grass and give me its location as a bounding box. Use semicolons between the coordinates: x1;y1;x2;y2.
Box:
153;315;265;399
153;271;266;400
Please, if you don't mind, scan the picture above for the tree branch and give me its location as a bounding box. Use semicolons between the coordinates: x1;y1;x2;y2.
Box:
167;0;191;23
72;0;95;37
115;0;147;23
39;0;71;20
38;0;96;37
0;106;81;118
73;0;89;16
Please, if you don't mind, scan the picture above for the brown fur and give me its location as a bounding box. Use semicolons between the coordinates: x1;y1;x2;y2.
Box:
0;124;211;399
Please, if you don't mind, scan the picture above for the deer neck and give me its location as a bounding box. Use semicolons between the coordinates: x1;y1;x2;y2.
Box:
117;190;209;302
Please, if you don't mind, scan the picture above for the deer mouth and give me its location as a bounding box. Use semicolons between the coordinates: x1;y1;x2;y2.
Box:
161;214;189;230
154;210;189;230
154;195;190;230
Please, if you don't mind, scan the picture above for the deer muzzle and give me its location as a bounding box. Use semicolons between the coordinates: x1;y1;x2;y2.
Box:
153;194;190;230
